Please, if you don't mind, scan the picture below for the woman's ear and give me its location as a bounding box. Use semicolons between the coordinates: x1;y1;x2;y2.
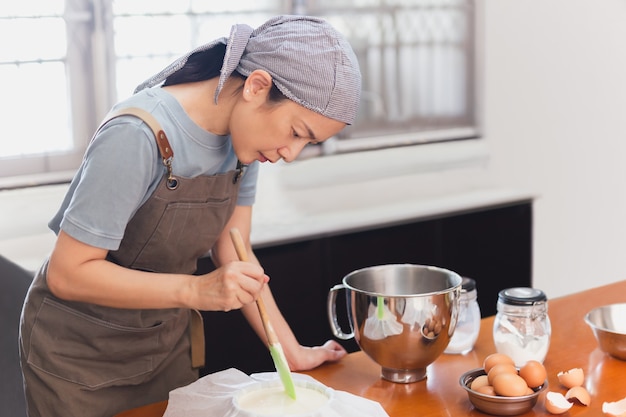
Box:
243;70;273;100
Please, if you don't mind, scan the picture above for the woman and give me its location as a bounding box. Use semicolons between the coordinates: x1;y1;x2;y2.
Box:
19;15;361;417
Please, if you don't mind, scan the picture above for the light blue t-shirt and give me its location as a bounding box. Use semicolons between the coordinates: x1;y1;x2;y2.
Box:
49;87;259;251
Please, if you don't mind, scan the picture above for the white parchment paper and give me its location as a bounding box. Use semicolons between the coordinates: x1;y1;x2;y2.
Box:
163;368;389;417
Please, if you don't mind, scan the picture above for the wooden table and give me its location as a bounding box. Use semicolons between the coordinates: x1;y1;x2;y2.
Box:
116;280;626;417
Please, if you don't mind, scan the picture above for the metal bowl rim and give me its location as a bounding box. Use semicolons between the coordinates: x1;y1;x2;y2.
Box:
342;263;463;297
584;303;626;335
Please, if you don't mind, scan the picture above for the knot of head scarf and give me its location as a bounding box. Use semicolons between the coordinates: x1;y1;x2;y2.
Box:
213;23;254;104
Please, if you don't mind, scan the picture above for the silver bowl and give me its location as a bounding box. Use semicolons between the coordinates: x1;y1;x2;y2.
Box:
328;264;462;383
585;303;626;360
459;368;547;416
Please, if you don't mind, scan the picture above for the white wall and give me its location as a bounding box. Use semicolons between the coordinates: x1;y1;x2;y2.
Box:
483;0;626;298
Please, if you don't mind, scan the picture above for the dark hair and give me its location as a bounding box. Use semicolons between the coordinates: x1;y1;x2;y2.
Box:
162;43;286;103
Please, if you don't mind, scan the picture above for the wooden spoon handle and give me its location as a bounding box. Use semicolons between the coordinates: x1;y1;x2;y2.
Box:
229;227;278;346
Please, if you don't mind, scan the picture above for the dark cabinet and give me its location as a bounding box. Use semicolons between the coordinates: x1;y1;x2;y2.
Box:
197;201;532;376
439;202;532;320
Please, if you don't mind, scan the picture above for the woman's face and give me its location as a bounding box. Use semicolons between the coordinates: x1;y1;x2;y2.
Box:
229;89;346;165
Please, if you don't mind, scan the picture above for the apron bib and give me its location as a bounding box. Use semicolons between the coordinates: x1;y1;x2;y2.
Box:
20;108;244;417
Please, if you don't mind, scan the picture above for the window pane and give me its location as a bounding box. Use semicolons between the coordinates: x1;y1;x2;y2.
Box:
310;0;475;142
116;56;173;100
0;1;63;16
112;3;282;101
0;62;71;157
0;4;69;160
115;15;193;58
192;12;277;39
113;0;191;15
190;0;282;13
0;17;66;62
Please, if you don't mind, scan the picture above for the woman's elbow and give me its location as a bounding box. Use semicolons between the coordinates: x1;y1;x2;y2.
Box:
46;258;73;300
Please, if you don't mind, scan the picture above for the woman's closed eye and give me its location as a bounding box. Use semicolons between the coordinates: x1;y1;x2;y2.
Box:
292;129;320;146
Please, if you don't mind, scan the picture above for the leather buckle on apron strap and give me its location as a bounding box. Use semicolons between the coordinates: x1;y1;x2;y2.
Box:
155;128;178;190
190;309;205;369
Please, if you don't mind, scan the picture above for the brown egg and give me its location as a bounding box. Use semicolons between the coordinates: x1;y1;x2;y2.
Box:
483;353;516;374
492;373;529;397
566;386;591;406
470;375;490;391
476;385;496;396
519;360;547;388
545;391;574;414
487;363;518;385
557;368;585;389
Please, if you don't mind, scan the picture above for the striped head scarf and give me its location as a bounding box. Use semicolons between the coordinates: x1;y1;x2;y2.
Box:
135;15;361;125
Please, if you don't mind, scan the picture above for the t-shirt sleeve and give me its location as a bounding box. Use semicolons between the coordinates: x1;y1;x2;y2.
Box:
237;160;259;206
59;118;159;250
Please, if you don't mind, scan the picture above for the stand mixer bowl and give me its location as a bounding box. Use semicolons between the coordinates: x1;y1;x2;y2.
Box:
328;264;462;383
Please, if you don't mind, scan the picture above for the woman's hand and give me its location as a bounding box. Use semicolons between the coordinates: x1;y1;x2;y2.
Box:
211;208;347;371
191;261;269;312
288;340;348;371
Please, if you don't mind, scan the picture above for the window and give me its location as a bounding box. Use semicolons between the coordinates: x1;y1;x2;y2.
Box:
0;1;77;184
0;0;477;186
307;0;478;157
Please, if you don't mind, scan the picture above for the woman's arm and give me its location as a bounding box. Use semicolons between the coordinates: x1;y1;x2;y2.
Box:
211;205;348;371
46;229;267;312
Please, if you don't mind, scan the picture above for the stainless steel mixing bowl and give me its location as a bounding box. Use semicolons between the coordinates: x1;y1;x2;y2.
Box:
327;264;462;383
585;302;626;361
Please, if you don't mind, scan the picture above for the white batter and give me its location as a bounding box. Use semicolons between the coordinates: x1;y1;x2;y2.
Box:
236;385;330;416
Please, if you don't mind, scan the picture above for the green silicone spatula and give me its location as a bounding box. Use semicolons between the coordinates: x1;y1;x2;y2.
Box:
229;228;297;399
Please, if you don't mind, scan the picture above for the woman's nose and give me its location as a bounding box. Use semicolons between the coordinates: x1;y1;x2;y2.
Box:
279;141;308;163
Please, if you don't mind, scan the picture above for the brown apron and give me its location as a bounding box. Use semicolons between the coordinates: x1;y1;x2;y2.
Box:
20;108;243;417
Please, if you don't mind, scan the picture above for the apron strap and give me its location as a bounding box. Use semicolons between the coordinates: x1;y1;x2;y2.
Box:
190;309;206;369
100;107;206;369
106;107;173;161
105;107;179;189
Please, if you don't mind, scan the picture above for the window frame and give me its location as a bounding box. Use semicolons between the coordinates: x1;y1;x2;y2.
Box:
0;0;481;189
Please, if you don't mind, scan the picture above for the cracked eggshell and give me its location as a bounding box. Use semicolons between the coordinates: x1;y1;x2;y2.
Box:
557;368;585;388
603;397;626;417
545;391;574;414
565;386;591;406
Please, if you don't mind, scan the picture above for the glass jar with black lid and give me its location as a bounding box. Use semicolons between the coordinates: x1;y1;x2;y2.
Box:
493;287;551;367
